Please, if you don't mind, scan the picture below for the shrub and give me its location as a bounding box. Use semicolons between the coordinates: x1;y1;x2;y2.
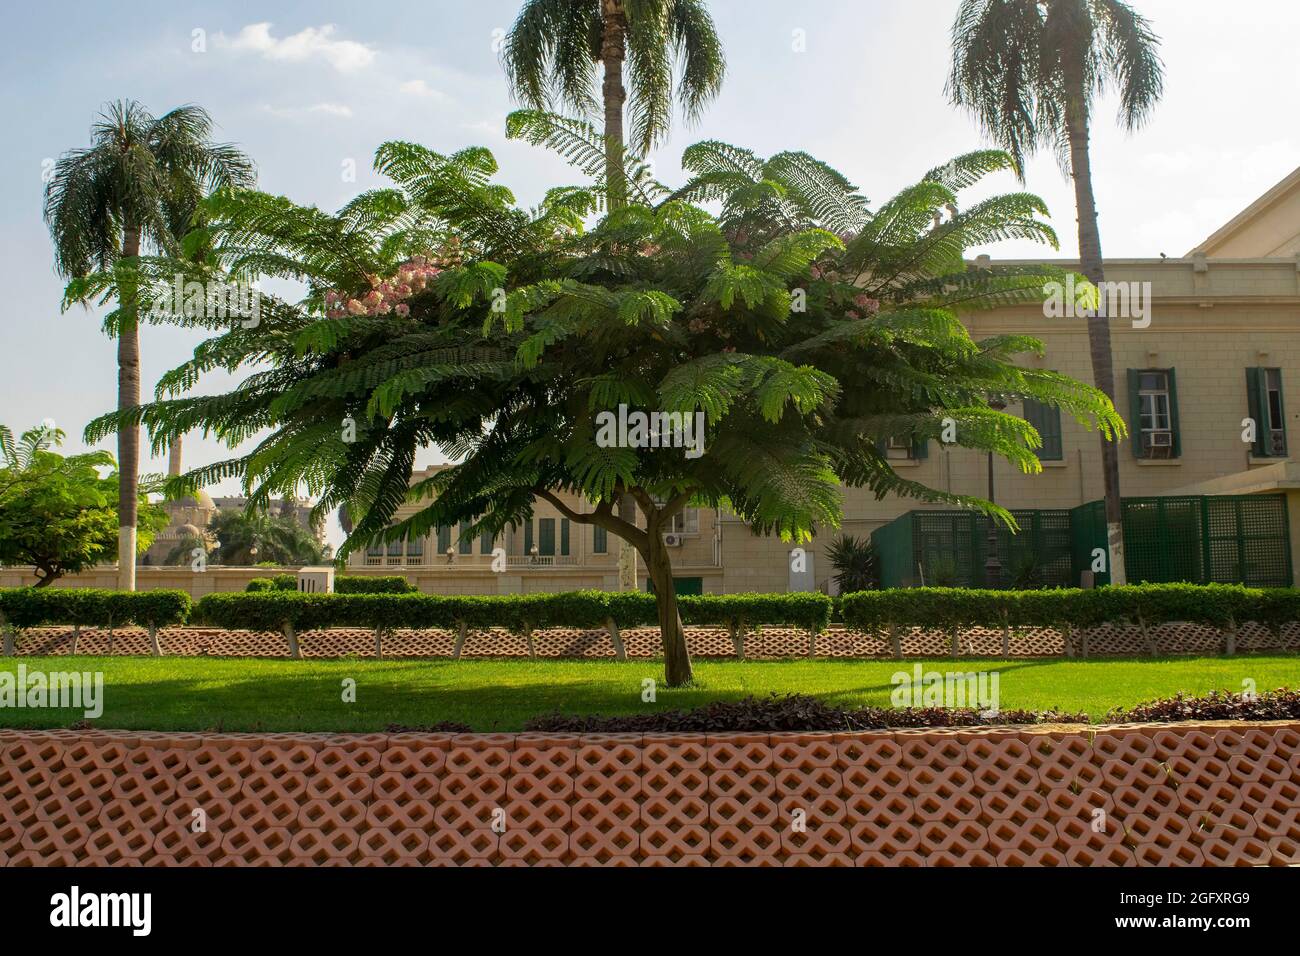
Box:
0;587;191;629
335;575;418;594
522;693;1089;732
245;578;274;593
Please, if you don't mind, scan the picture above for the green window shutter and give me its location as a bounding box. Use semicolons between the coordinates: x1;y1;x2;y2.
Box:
458;524;473;554
593;525;607;554
480;528;494;554
1167;368;1181;458
911;435;928;459
1127;369;1142;458
1275;370;1288;455
436;525;451;554
1024;399;1063;461
560;518;570;556
538;518;555;556
1246;367;1265;456
523;520;533;555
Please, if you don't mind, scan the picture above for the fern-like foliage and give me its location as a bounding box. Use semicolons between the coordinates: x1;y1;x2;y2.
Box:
78;130;1124;582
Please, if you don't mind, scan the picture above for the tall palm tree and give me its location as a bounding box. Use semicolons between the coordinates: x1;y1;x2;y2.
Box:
43;101;255;590
503;0;725;209
505;0;724;596
948;0;1163;586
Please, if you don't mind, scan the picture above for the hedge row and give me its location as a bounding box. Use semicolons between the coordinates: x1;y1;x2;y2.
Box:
0;588;192;656
194;590;833;633
839;583;1299;631
245;575;419;594
0;588;192;629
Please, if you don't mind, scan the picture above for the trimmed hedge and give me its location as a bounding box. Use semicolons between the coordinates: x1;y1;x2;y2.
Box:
0;587;192;629
839;583;1280;631
191;590;833;633
334;576;418;594
245;574;418;594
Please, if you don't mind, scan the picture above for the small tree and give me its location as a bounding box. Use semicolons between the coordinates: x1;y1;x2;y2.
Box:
87;130;1122;687
826;535;877;594
0;424;166;586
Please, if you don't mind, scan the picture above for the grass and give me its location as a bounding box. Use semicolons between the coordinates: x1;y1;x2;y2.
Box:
1;654;1297;732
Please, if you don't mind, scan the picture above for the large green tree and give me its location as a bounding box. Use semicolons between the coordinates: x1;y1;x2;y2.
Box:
85;128;1122;686
0;423;166;587
948;0;1164;586
43;100;255;590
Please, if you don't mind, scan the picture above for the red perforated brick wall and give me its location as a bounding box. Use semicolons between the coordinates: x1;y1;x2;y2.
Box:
2;723;1297;866
16;622;1300;659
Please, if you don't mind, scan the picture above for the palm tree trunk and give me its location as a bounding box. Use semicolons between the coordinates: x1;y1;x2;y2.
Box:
1065;96;1127;587
600;0;628;209
117;224;142;591
643;531;693;686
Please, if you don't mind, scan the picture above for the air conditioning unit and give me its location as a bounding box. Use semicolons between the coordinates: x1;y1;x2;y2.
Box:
664;533;684;548
1148;430;1173;447
1269;430;1287;456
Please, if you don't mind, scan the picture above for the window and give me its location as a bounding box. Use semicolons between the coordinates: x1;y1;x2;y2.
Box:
522;520;533;555
406;537;424;558
593;525;608;554
436;525;452;554
560;518;570;556
879;434;928;461
1247;367;1287;457
1023;399;1063;461
667;509;699;535
386;538;403;558
1127;368;1180;458
538;518;556;556
458;524;473;555
480;528;494;554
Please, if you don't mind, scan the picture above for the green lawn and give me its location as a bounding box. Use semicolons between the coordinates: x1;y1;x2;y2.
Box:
1;654;1296;732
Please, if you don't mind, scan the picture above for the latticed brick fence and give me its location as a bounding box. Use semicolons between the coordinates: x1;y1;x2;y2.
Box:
11;620;1300;659
3;724;1297;866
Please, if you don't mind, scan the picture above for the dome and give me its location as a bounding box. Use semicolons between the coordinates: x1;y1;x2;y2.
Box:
178;523;205;539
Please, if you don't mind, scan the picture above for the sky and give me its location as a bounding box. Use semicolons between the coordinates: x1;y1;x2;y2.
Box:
2;0;1297;548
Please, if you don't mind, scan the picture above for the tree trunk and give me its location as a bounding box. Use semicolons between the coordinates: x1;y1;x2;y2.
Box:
148;624;160;657
616;495;638;591
600;0;629;209
605;616;627;661
453;620;467;659
117;224;143;591
644;533;693;686
1065;94;1127;587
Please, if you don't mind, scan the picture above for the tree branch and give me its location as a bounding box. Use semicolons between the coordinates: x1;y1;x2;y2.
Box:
534;488;648;549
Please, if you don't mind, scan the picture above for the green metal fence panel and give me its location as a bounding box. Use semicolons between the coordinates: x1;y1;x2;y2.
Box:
871;512;914;588
1070;494;1291;587
873;508;1073;589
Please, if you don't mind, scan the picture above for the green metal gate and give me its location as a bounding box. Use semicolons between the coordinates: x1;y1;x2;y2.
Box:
1071;494;1292;587
872;509;1073;589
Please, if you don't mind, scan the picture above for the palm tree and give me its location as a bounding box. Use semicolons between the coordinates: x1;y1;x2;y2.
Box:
826;535;877;594
503;0;725;209
505;1;724;596
166;508;324;567
43;100;255;591
948;0;1164;586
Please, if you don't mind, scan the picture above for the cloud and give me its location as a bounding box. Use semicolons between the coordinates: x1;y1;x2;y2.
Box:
218;23;375;72
262;103;354;120
399;79;448;101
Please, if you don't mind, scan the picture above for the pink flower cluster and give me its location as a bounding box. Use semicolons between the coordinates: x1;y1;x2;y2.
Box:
323;255;442;319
